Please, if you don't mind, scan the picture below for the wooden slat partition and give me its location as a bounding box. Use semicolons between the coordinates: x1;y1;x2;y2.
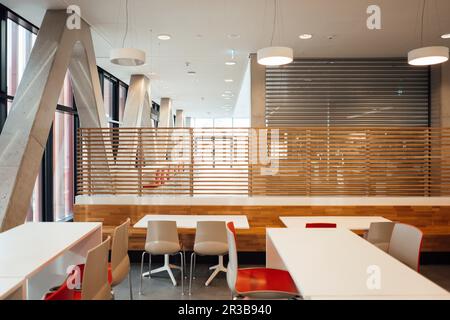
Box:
77;127;450;197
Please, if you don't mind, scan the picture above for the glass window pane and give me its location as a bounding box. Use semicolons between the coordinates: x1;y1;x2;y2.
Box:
194;118;213;128
26;173;42;222
233;118;250;128
214;118;232;128
104;78;114;126
53;111;74;221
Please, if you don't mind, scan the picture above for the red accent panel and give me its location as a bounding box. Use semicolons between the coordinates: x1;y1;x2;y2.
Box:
227;222;236;240
235;268;298;295
305;223;337;228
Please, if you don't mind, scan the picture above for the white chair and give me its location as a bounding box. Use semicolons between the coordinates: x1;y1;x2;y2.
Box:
365;222;395;252
388;223;423;272
189;221;228;295
140;221;185;295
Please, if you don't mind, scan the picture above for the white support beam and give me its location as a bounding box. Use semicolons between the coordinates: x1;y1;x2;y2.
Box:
159;98;173;128
0;10;107;231
175;109;184;128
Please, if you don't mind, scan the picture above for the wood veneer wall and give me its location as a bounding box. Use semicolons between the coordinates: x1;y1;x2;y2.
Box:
74;204;450;252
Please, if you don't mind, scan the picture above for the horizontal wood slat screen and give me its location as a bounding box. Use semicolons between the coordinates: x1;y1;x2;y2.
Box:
265;59;429;127
77;127;450;196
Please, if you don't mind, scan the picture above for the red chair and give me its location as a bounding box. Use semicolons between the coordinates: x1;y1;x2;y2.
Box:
225;222;299;299
45;237;112;300
305;223;337;228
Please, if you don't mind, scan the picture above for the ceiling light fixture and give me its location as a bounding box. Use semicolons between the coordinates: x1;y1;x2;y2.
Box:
257;0;293;66
441;33;450;39
224;79;234;83
157;34;172;40
110;0;146;66
299;34;313;40
225;61;237;66
408;0;449;66
228;34;240;39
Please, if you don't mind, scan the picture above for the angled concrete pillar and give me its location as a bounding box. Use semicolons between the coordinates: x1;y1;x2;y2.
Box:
121;75;152;128
159;98;173;128
0;10;107;231
250;53;266;128
175;110;184;128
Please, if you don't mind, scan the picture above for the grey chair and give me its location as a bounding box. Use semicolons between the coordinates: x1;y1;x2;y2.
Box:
139;221;185;295
388;223;423;272
365;222;395;252
189;221;228;295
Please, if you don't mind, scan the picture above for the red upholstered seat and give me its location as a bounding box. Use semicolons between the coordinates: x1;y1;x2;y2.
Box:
44;263;112;300
235;268;298;295
306;223;337;228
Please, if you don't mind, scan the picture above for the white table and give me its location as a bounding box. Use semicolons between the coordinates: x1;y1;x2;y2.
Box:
0;222;102;300
266;228;450;299
280;216;391;231
134;214;250;229
0;278;26;300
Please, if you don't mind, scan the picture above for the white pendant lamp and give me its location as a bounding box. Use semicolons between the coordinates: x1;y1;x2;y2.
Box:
257;46;293;66
408;46;449;66
257;0;293;66
408;0;449;66
110;0;146;66
110;48;146;66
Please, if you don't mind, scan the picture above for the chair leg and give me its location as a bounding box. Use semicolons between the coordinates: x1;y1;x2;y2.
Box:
189;252;196;296
193;252;197;280
183;248;187;279
179;252;185;295
148;253;152;279
139;251;147;295
128;269;133;300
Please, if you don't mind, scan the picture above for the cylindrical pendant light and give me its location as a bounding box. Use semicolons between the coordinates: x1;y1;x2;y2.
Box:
408;46;449;66
110;48;146;66
257;0;293;66
408;0;449;66
110;0;146;67
257;46;293;66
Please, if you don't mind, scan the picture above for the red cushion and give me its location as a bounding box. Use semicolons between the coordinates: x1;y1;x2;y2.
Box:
306;223;337;228
235;268;298;295
44;282;82;300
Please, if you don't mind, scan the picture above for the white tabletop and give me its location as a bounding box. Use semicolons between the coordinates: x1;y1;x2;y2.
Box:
134;215;250;229
0;222;102;278
267;228;450;298
280;216;391;231
0;278;25;300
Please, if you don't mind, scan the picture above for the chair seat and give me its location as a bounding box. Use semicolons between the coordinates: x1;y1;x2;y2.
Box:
145;240;181;255
235;268;299;298
194;241;228;256
44;282;82;300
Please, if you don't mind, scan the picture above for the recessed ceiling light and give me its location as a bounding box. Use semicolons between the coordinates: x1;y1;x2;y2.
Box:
187;71;197;75
299;34;313;40
224;79;234;83
224;91;232;94
157;34;172;40
228;34;240;39
225;61;237;66
442;33;450;39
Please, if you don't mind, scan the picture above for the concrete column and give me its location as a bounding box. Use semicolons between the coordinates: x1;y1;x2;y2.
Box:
121;75;152;128
159;98;173;127
431;62;450;127
175;110;184;128
185;117;192;128
0;10;107;231
250;53;266;128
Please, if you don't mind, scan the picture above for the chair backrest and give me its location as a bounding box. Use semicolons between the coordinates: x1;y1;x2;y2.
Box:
146;220;179;243
81;237;112;300
388;223;423;272
195;221;227;244
366;222;395;244
226;222;238;295
110;219;131;286
305;223;337;228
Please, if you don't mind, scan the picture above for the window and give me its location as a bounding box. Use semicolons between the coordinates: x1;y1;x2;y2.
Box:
103;76;114;125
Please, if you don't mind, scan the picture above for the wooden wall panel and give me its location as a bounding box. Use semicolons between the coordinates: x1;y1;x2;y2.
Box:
74;204;450;252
